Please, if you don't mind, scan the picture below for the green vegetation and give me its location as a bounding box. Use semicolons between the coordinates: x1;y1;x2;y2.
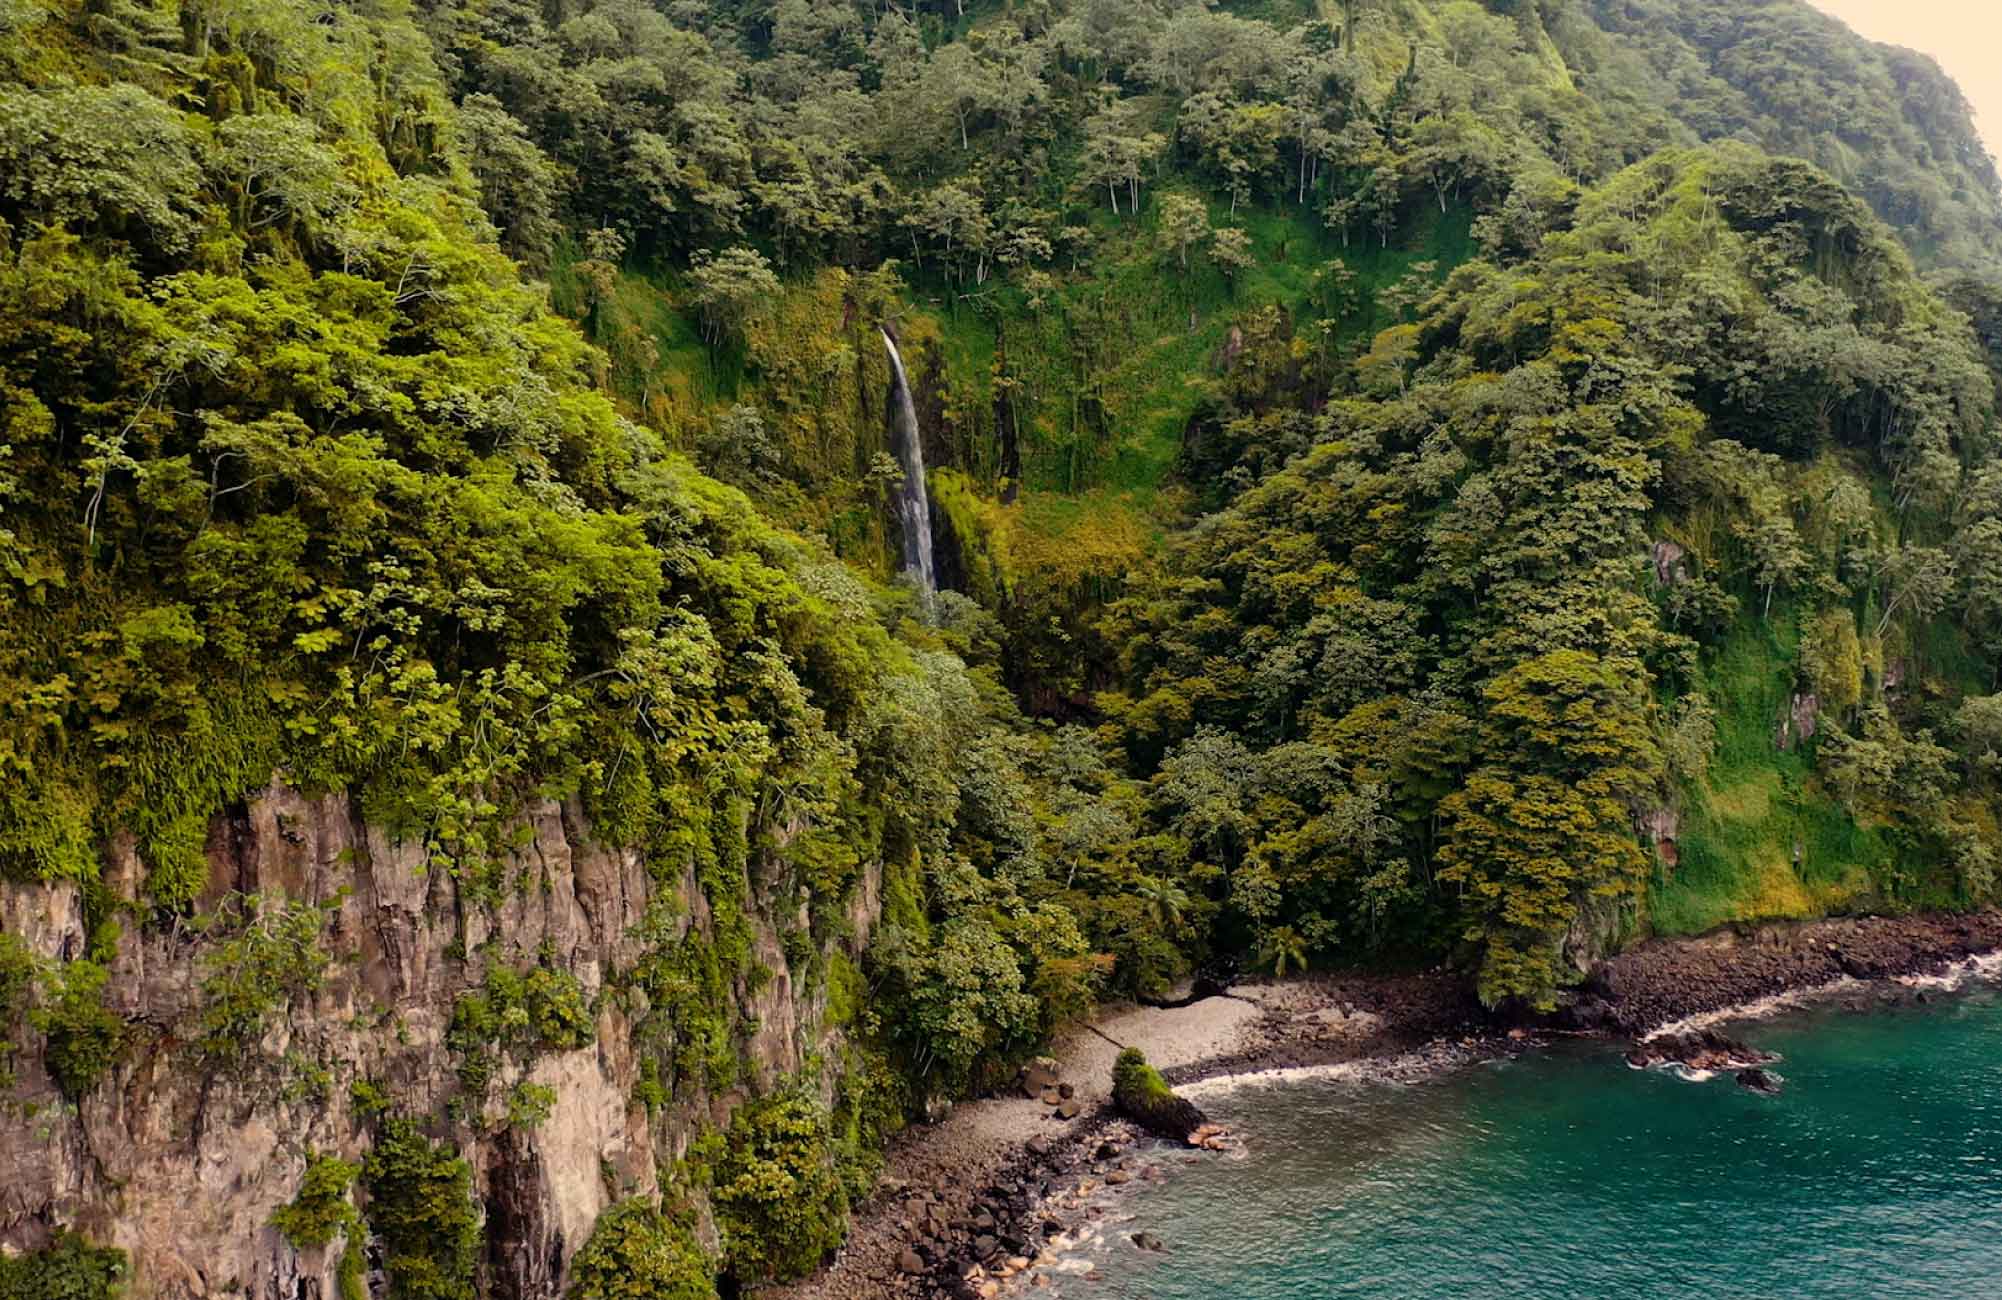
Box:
7;0;2002;1288
270;1153;362;1250
1111;1045;1205;1138
711;1092;849;1284
567;1199;717;1300
449;961;595;1092
361;1118;482;1300
196;894;336;1061
32;959;125;1100
0;932;34;1090
0;1232;126;1300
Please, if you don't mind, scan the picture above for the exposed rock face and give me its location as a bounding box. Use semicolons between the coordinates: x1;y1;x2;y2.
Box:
0;780;858;1300
1775;692;1820;751
1650;541;1688;586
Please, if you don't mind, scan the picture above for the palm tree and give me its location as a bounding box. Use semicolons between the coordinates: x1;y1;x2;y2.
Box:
1132;875;1190;934
1257;925;1309;979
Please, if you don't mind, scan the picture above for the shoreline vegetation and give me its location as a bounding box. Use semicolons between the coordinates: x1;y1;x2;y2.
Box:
775;907;2002;1300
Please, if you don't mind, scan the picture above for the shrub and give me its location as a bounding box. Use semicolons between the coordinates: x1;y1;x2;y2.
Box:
505;1082;555;1129
711;1093;848;1283
197;895;335;1060
448;962;594;1091
362;1118;480;1300
0;1230;127;1300
270;1152;361;1250
0;932;35;1089
567;1200;716;1300
32;960;124;1099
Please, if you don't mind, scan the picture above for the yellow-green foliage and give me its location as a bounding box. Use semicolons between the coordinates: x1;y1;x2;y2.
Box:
448;961;595;1092
568;1200;716;1300
711;1092;849;1284
31;956;124;1099
197;894;336;1061
271;1153;362;1251
1799;609;1864;718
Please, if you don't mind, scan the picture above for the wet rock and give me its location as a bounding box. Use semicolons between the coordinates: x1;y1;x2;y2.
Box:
899;1249;928;1274
1056;1098;1083;1119
1737;1067;1784;1096
1625;1028;1775;1072
1131;1231;1167;1253
1106;1170;1130;1185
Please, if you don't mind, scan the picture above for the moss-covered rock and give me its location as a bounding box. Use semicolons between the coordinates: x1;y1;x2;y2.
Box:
1110;1047;1205;1139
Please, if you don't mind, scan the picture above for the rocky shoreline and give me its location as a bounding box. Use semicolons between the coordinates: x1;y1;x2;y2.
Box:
765;908;2002;1300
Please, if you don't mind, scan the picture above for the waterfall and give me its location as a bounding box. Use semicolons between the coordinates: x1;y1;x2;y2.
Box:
880;326;936;604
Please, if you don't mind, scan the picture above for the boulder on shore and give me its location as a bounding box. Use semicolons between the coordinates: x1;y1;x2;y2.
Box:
1019;1056;1061;1099
1111;1047;1206;1139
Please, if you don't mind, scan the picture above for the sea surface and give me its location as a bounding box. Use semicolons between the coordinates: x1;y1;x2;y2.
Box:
1082;968;2002;1298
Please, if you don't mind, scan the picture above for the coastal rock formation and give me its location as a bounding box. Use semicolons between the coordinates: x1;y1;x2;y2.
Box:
1625;1029;1776;1072
0;780;861;1300
1568;911;2002;1036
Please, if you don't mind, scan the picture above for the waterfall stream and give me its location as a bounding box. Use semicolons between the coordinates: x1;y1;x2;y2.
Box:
880;327;935;604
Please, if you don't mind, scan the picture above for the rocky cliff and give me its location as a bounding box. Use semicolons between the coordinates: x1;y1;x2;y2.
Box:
0;780;876;1300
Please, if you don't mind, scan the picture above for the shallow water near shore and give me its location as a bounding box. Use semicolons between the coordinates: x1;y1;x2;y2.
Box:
1081;973;2002;1298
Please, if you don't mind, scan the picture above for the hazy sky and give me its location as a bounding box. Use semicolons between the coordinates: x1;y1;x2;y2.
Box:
1804;0;2002;165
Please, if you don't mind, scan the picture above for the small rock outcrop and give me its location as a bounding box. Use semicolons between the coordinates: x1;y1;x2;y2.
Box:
1625;1028;1776;1072
1110;1048;1206;1139
1736;1067;1784;1096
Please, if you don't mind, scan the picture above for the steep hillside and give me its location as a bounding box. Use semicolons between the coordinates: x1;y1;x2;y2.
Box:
3;0;2002;1297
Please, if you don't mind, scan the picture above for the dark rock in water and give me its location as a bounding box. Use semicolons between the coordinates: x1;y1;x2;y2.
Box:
1737;1067;1784;1096
1112;1047;1206;1139
1131;1231;1167;1253
1626;1028;1776;1072
1056;1098;1083;1119
1025;1135;1051;1157
1094;1141;1120;1160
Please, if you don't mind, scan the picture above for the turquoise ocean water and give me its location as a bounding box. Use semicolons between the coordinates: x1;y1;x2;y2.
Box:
1088;974;2002;1298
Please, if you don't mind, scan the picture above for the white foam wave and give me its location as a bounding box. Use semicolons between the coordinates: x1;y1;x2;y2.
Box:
1641;976;1860;1041
1178;1046;1474;1101
1642;945;2002;1039
1896;950;2002;992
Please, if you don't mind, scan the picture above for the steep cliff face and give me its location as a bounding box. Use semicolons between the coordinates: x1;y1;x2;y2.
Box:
0;781;869;1300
